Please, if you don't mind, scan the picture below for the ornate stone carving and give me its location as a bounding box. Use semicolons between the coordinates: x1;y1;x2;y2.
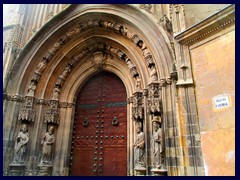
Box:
26;80;37;97
135;77;142;92
52;86;61;101
147;83;162;115
35;58;48;75
137;40;154;68
59;64;71;79
132;92;143;121
159;15;173;35
119;25;135;40
90;51;107;70
44;100;60;124
134;121;145;168
18;96;35;122
10;95;22;102
48;40;63;55
151;116;166;170
126;58;139;78
39;125;55;165
139;4;153;12
12;123;29;165
150;66;158;82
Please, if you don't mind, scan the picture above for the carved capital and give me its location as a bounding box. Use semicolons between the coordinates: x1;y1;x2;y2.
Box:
160;78;167;87
59;102;68;108
10;95;22;102
35;99;47;105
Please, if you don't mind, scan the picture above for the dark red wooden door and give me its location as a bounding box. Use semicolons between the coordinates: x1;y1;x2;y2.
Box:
72;72;127;176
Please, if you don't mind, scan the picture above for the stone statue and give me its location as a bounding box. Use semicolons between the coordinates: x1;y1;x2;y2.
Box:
49;41;62;55
27;80;37;97
12;124;29;164
40;125;55;165
150;66;158;81
134;121;145;168
60;65;71;79
126;59;138;78
151;116;164;169
52;87;61;100
35;59;48;74
135;77;142;92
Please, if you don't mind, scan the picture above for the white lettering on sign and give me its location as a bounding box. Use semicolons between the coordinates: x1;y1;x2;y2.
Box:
213;95;230;109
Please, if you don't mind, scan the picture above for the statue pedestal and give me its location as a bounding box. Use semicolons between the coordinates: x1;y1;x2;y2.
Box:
9;164;26;176
135;166;146;176
37;164;53;176
151;168;168;176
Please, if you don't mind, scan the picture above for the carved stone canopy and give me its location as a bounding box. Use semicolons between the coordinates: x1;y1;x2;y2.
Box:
18;96;35;122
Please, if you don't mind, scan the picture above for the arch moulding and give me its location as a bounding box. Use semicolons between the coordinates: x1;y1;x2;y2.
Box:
4;4;180;176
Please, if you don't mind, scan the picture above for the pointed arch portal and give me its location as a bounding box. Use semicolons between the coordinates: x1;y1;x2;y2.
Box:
5;4;179;176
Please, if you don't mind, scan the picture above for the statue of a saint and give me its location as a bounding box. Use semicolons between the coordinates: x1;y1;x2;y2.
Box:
40;125;55;165
151;116;164;169
27;81;37;97
12;124;29;164
134;121;145;168
52;87;61;100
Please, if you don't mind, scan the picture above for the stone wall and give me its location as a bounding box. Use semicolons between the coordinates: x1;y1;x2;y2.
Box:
190;29;235;176
184;4;230;29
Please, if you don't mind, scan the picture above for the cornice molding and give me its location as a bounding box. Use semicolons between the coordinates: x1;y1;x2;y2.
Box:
174;5;235;45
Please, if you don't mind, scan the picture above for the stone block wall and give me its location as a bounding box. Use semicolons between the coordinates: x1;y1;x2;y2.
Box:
190;28;235;176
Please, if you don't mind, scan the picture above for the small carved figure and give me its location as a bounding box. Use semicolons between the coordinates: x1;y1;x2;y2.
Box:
52;86;61;100
12;124;29;164
40;125;55;165
134;121;145;168
150;66;158;81
60;65;71;79
49;41;62;54
126;59;138;77
35;59;48;74
27;80;37;97
119;26;134;39
135;77;142;92
151;116;164;169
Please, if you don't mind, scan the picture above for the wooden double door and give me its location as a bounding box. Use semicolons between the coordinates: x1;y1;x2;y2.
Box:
71;72;127;176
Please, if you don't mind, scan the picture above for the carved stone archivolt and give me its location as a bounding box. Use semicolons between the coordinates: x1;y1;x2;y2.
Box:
90;51;108;70
26;19;158;100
